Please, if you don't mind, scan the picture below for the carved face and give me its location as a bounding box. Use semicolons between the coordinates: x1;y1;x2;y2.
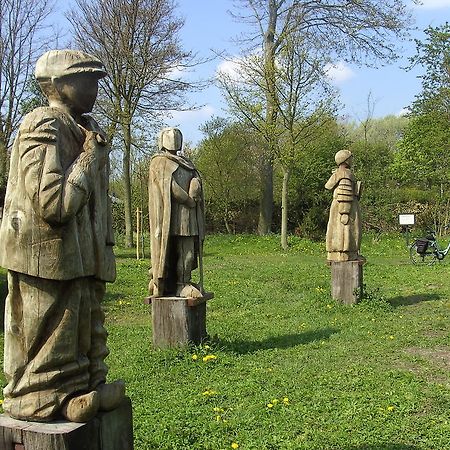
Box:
54;72;100;115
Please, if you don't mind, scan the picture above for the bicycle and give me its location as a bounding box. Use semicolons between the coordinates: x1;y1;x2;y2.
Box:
409;229;450;265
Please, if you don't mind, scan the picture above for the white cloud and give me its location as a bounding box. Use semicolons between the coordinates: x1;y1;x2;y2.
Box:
414;0;450;9
324;61;355;84
397;107;411;116
169;105;216;123
216;56;254;82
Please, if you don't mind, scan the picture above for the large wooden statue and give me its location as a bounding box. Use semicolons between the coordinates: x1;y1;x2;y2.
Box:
149;127;205;298
325;149;362;262
0;50;125;423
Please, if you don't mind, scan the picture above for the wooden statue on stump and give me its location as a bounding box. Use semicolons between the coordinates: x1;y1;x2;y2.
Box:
148;127;213;348
0;50;133;450
325;150;364;304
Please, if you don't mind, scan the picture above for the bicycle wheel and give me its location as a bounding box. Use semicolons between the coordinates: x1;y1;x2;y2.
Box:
410;242;438;265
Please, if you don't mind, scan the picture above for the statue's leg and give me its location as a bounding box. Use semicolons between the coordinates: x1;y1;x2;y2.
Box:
176;236;194;284
87;278;125;412
176;237;202;297
3;272;91;421
87;279;108;389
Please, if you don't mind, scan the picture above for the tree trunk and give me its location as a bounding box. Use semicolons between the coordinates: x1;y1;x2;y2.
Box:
224;205;233;234
258;0;277;236
281;166;291;250
0;139;7;190
258;155;273;235
122;119;134;248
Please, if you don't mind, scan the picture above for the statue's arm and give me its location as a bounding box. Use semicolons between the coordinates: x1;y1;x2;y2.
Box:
171;179;195;208
325;171;338;190
20;115;100;225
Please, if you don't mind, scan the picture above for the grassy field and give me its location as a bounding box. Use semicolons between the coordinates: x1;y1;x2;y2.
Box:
1;233;450;449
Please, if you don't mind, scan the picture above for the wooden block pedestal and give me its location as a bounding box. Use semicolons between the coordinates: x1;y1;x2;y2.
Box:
150;293;213;348
0;397;133;450
330;260;364;305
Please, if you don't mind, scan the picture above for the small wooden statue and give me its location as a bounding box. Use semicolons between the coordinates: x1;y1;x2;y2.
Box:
325;150;362;262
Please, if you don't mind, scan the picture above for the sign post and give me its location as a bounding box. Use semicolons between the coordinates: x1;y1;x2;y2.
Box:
399;214;415;247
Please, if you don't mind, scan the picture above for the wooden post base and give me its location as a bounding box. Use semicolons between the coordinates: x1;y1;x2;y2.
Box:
0;397;133;450
330;260;364;305
151;293;213;348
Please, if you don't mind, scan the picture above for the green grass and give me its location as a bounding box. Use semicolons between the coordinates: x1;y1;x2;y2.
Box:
1;233;450;449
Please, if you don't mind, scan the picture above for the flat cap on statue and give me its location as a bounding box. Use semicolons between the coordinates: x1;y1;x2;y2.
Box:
159;127;183;152
35;49;107;80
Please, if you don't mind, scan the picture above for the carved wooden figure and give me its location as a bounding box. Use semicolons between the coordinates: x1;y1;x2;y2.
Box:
148;128;212;347
325;150;364;304
0;50;125;424
325;150;362;262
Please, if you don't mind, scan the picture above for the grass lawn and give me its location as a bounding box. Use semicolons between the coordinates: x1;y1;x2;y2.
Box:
0;233;450;449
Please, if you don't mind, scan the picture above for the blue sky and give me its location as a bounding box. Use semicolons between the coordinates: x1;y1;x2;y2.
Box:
55;0;450;145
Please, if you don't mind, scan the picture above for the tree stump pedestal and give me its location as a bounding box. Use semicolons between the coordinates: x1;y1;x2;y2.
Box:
0;397;133;450
329;259;364;305
149;293;213;348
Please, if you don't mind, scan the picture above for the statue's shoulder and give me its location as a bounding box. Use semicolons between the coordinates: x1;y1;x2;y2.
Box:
20;106;67;132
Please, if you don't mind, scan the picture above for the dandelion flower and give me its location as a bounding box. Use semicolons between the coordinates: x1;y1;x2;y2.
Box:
231;443;239;449
283;397;289;405
203;354;217;362
387;405;395;411
202;389;217;396
192;354;198;361
389;335;395;339
267;403;274;408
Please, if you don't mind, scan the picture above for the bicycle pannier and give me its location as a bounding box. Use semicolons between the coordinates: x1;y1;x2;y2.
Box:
416;238;429;254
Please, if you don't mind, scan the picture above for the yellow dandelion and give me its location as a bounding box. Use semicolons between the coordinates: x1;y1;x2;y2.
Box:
192;354;198;361
283;397;289;405
202;389;217;396
267;403;274;409
387;405;395;411
231;443;239;449
203;354;217;362
389;335;395;340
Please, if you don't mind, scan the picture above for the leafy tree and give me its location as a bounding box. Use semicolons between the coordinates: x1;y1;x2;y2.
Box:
221;0;416;237
195;117;259;233
392;23;450;233
283;118;346;240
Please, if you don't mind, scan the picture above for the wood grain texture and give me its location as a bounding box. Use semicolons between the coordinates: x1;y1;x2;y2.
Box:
151;295;213;348
0;397;133;450
330;260;363;305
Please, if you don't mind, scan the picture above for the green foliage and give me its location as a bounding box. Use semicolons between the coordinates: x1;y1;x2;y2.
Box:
1;234;450;448
408;23;450;117
391;23;450;234
195;118;260;233
277;119;346;239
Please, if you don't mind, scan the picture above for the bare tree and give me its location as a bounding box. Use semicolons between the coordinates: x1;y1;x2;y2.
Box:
69;0;201;247
225;0;416;235
0;0;54;190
